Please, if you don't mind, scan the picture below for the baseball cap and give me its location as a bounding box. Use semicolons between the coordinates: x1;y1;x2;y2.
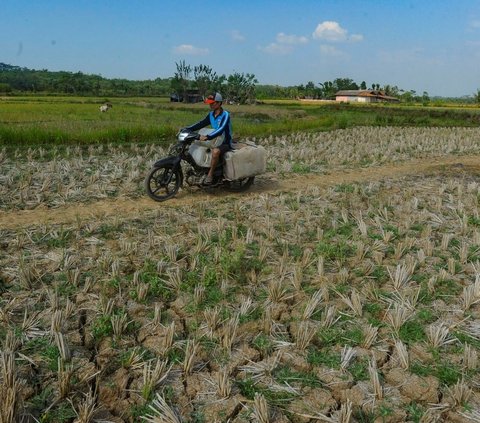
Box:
204;92;223;104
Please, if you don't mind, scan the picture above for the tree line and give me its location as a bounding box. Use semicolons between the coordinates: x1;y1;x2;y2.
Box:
1;62;478;104
0;63;172;96
0;62;258;104
256;78;433;104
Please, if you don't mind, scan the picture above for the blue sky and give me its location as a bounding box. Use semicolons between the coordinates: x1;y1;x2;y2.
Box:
2;0;480;97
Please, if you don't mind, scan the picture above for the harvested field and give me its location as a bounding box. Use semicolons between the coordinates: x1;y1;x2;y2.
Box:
1;127;480;422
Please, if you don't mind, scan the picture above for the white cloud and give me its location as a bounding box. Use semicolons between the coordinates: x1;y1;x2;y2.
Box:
312;21;363;43
173;44;209;55
259;43;293;55
313;21;347;41
260;31;308;55
319;44;343;56
231;30;246;42
276;32;308;45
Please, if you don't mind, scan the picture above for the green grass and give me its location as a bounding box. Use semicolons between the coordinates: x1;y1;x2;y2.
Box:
307;347;341;368
252;333;275;355
91;315;114;340
399;320;427;344
274;366;323;388
410;360;463;386
2;95;480;147
406;403;426;423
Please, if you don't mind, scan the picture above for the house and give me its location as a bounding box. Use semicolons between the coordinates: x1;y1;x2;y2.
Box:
335;90;399;103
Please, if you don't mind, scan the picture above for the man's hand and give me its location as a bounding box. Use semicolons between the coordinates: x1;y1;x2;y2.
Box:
199;135;208;141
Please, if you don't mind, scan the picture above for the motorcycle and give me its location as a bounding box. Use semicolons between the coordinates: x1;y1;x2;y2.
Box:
144;129;257;202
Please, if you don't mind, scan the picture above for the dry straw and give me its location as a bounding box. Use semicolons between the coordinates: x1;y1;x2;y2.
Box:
153;303;162;326
302;289;324;320
221;314;239;351
294;321;317;351
0;353;21;423
57;357;73;399
388;264;411;290
111;313;130;338
55;332;71;362
361;325;379;349
162;322;175;354
71;390;98;423
201;306;222;338
239;353;280;383
215;368;232;399
143;359;172;398
462;343;478;370
368;356;383;400
322;305;339;329
426;323;455;349
3;331;20;353
461;285;479;311
297;399;353;422
266;278;290;304
122;347;145;371
340;346;356;371
252;392;270;423
183;340;198;375
385;302;414;337
337;289;363;317
393;340;409;370
143;393;182;423
445;379;473;408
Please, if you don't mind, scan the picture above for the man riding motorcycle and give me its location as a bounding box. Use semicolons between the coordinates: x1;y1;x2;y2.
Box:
184;92;232;185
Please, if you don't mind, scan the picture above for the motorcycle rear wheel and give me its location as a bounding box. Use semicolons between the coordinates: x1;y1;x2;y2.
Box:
224;176;255;192
145;165;182;201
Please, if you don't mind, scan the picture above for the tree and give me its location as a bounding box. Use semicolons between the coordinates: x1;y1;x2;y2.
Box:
360;81;367;90
422;91;430;106
474;89;480;105
224;72;257;104
171;60;192;101
382;84;400;97
319;81;336;99
0;82;12;93
400;90;416;103
193;64;221;98
333;78;359;91
305;81;316;98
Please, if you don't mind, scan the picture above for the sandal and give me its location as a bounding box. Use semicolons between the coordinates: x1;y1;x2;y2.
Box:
203;176;213;185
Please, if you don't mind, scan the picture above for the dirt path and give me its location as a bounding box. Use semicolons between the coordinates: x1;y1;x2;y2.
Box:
2;154;480;230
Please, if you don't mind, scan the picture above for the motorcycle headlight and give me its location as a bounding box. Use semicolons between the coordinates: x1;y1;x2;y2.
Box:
178;130;190;142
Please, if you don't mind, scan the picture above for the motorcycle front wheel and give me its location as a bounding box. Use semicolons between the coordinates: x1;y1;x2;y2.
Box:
145;165;182;201
224;176;255;192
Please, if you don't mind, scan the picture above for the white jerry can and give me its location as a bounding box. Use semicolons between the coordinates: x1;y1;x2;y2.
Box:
188;144;211;167
188;128;225;167
224;142;267;180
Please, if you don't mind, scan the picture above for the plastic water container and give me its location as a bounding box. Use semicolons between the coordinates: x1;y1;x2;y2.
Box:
188;144;211;168
224;143;267;180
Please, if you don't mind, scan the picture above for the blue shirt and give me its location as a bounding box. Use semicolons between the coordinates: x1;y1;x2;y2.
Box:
186;110;232;147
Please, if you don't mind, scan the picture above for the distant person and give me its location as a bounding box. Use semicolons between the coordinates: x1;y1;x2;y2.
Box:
184;92;232;185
